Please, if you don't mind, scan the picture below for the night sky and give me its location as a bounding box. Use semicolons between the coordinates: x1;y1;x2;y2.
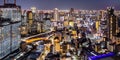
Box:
0;0;120;10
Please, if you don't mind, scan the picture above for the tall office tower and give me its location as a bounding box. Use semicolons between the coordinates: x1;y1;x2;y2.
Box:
69;8;75;20
54;8;59;21
27;10;37;34
35;11;44;33
21;10;27;24
39;11;44;21
115;16;120;38
107;7;117;39
1;0;21;22
115;14;120;37
99;10;104;19
0;18;11;59
20;10;28;37
70;8;74;16
27;11;33;26
0;0;21;59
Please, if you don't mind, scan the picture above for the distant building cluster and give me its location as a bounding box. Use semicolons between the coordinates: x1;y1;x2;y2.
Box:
0;0;120;59
20;7;120;36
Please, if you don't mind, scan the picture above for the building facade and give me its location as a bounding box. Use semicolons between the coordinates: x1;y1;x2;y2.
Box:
0;2;21;59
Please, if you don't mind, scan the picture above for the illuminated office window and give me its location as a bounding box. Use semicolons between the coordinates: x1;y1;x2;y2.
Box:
1;8;21;22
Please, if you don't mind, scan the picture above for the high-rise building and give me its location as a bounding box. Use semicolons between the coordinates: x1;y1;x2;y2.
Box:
69;8;75;21
21;10;27;24
20;10;28;36
0;18;11;59
0;0;21;59
27;11;33;26
36;11;44;33
54;8;59;21
27;11;35;34
39;11;44;21
107;7;117;39
69;8;74;16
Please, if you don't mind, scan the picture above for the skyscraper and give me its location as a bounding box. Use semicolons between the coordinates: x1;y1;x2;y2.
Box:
54;8;59;21
0;0;21;59
107;7;117;39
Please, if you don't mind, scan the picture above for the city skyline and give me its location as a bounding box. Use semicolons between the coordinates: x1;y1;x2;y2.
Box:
0;0;120;10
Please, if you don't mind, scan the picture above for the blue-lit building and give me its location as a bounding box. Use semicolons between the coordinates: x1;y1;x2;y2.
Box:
11;22;21;52
0;18;11;59
0;1;21;59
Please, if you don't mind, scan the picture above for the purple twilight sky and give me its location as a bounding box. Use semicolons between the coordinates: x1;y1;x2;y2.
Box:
0;0;120;10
